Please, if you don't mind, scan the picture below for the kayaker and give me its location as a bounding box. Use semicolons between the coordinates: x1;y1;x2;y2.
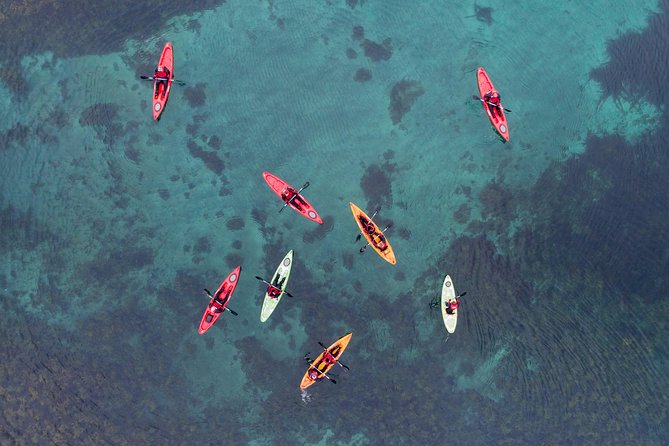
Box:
372;233;388;251
267;276;286;299
358;215;376;234
308;368;322;382
322;350;336;365
154;65;171;98
281;187;306;211
209;298;223;313
445;298;460;314
484;90;502;119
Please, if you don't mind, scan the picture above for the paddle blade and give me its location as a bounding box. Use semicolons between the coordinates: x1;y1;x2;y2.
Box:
354;234;362;243
283;290;294;298
255;276;264;281
341;363;350;371
318;341;327;349
227;308;239;316
459;291;467;298
203;288;213;297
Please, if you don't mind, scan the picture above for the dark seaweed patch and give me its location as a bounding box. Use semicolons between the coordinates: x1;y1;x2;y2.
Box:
0;123;30;149
346;48;357;59
478;180;514;219
389;80;424;124
226;217;245;230
474;4;493;25
193;236;212;255
354;68;372;82
303;215;334;243
224;253;244;269
79;103;123;145
187;139;225;175
360;161;397;209
208;135;221;149
184;83;206;107
352;25;365;41
124;146;140;163
453;203;472;224
0;65;29;98
361;38;393;62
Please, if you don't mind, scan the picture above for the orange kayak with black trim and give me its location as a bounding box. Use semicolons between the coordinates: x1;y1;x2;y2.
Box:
300;333;353;390
198;266;241;334
349;202;396;265
477;67;509;142
153;42;174;121
263;172;323;224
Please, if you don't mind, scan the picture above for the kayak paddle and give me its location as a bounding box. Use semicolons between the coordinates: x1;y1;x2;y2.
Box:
472;95;511;113
360;224;392;254
140;75;186;86
203;288;238;316
430;291;467;309
254;276;294;298
318;341;350;370
279;182;309;213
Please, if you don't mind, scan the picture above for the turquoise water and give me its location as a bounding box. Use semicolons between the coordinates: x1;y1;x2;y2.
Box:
1;1;668;444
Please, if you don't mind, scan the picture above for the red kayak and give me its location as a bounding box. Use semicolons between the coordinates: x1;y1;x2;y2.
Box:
263;172;323;224
477;67;509;142
153;42;174;121
198;266;241;334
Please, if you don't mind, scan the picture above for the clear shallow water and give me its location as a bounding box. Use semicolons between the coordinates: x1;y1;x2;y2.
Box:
1;1;668;444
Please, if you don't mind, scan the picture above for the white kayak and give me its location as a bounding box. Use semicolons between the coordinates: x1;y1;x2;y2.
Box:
440;275;458;333
260;250;294;322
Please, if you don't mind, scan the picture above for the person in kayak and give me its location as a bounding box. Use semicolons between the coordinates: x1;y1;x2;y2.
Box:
484;90;502;119
154;65;171;98
358;215;376;234
267;276;286;299
322;350;337;365
445;297;460;314
281;187;306;212
371;233;388;251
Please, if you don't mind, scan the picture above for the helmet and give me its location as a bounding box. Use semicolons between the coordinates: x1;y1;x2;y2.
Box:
310;369;319;380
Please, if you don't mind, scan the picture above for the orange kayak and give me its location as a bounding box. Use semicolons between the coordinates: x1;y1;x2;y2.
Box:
477;67;509;142
349;202;396;265
153;42;174;121
300;333;353;390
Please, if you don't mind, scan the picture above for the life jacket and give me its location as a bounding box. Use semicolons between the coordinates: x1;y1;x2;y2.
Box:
449;299;459;311
323;352;335;365
267;285;281;298
282;188;297;202
359;216;376;234
309;368;320;380
487;92;500;104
